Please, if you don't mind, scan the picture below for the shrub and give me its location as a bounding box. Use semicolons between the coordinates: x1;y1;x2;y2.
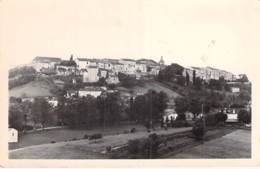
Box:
23;125;34;131
123;130;129;134
106;146;112;152
173;120;189;128
130;128;136;133
215;112;228;124
89;133;103;140
83;134;89;139
51;141;56;143
205;113;218;127
238;110;251;124
143;133;162;158
128;139;142;154
128;133;162;158
192;118;206;140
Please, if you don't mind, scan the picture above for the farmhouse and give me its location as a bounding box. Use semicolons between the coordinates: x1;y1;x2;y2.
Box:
75;58;97;69
82;66;99;83
32;56;61;72
78;86;106;98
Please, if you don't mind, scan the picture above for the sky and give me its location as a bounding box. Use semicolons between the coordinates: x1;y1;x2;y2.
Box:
1;0;260;77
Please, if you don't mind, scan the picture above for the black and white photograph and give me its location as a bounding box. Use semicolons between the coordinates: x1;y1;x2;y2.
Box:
1;0;260;167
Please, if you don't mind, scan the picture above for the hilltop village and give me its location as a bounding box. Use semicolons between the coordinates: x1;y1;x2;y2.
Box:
8;55;251;159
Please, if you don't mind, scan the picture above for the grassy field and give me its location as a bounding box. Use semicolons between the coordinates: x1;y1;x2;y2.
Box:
9;124;148;150
9;78;57;97
9;127;191;159
171;129;251;158
117;80;181;106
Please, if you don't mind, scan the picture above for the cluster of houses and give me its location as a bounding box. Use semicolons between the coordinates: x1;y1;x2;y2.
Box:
183;66;237;82
30;55;166;85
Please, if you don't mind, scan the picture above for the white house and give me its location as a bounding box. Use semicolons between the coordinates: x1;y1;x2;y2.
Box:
106;74;120;84
163;108;178;122
8;128;18;143
112;63;124;73
56;65;77;76
231;87;240;93
45;97;58;107
83;66;99;83
99;68;108;78
32;56;61;72
226;112;238;123
185;112;194;121
75;58;97;69
66;90;78;98
78;87;105;98
135;63;147;73
75;58;88;69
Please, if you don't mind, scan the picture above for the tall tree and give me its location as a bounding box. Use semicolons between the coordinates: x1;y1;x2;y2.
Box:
186;71;190;86
31;98;51;128
193;70;196;85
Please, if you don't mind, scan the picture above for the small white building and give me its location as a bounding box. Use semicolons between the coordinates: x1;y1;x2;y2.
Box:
99;68;108;78
106;74;120;84
75;58;97;69
226;109;238;122
83;66;100;83
8;128;18;143
56;65;77;76
46;97;58;107
78;87;105;98
185;111;194;121
163;108;178;122
231;87;240;93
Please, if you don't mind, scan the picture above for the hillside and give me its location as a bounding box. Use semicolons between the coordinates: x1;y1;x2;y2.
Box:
116;80;181;106
9;77;61;98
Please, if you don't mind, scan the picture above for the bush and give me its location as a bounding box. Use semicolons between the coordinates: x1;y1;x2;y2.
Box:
128;139;142;154
71;138;77;141
89;133;103;140
144;133;162;158
173;120;189;128
205;113;218;127
192;118;206;140
23;125;33;131
51;141;56;143
130;128;136;133
215;112;227;124
238;110;251;124
127;133;162;158
83;134;89;139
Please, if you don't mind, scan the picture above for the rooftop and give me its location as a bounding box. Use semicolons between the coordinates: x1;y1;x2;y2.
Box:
33;56;61;63
121;58;136;62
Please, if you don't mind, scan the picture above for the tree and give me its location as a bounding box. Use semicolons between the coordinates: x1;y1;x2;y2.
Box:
175;97;189;120
192;118;206;140
185;71;190;86
130;90;168;125
9;104;25;131
238;109;251;124
193;77;203;90
192;70;196;85
31;98;51;128
97;92;123;126
157;63;184;82
118;72;137;88
215;111;227;124
239;74;249;82
189;98;202;116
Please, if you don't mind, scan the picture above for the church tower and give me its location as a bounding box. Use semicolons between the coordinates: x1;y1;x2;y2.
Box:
159;56;165;65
